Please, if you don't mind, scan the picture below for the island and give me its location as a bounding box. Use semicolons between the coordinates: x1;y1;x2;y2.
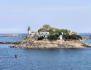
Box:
10;24;91;49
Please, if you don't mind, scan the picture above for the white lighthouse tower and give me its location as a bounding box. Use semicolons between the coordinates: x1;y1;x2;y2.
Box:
28;26;31;35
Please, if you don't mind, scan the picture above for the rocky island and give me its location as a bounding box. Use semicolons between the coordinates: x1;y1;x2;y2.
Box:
10;25;91;49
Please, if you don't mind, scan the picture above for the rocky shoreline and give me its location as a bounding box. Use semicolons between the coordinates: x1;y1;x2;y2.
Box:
10;40;91;49
0;41;21;44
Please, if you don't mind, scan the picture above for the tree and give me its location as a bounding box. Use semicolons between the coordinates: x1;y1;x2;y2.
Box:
38;24;82;40
63;34;82;40
43;24;51;28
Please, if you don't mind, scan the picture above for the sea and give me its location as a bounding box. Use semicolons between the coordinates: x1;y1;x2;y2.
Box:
0;33;91;70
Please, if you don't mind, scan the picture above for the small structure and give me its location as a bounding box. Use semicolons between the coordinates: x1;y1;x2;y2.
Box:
59;32;63;40
27;26;50;40
39;32;49;38
28;26;31;35
59;35;62;40
15;54;18;58
30;32;36;37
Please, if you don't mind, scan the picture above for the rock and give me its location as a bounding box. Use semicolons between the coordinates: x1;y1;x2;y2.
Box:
0;42;21;44
10;40;91;49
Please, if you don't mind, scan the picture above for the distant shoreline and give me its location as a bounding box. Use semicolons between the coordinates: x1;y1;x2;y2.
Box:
0;34;25;37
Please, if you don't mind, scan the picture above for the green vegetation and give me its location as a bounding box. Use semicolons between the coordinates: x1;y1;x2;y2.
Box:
38;36;44;40
63;34;82;40
38;24;82;40
47;29;82;40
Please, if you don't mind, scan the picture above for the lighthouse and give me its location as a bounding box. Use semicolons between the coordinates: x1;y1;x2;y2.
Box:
28;26;31;35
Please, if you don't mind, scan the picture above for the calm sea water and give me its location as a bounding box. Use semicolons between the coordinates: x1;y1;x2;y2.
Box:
0;36;91;70
0;37;24;42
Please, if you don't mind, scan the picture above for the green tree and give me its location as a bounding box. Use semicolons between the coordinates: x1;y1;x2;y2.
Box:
38;24;82;40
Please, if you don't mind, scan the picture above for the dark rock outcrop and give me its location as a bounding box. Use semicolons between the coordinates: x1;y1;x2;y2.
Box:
0;42;21;44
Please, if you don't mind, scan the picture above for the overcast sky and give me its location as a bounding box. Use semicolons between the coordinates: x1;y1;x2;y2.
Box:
0;0;90;33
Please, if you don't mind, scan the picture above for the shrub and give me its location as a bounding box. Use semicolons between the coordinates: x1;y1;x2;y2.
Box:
38;25;82;40
38;36;44;40
48;33;59;40
47;29;70;40
47;29;82;40
63;34;82;40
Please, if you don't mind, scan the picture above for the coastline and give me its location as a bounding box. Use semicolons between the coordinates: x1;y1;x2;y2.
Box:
10;40;91;49
0;34;25;37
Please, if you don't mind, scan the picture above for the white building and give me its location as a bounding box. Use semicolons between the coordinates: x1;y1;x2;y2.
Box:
27;26;50;39
59;32;63;40
39;32;50;38
30;32;36;37
59;35;63;40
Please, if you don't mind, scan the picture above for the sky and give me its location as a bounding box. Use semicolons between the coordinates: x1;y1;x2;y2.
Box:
0;0;90;33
